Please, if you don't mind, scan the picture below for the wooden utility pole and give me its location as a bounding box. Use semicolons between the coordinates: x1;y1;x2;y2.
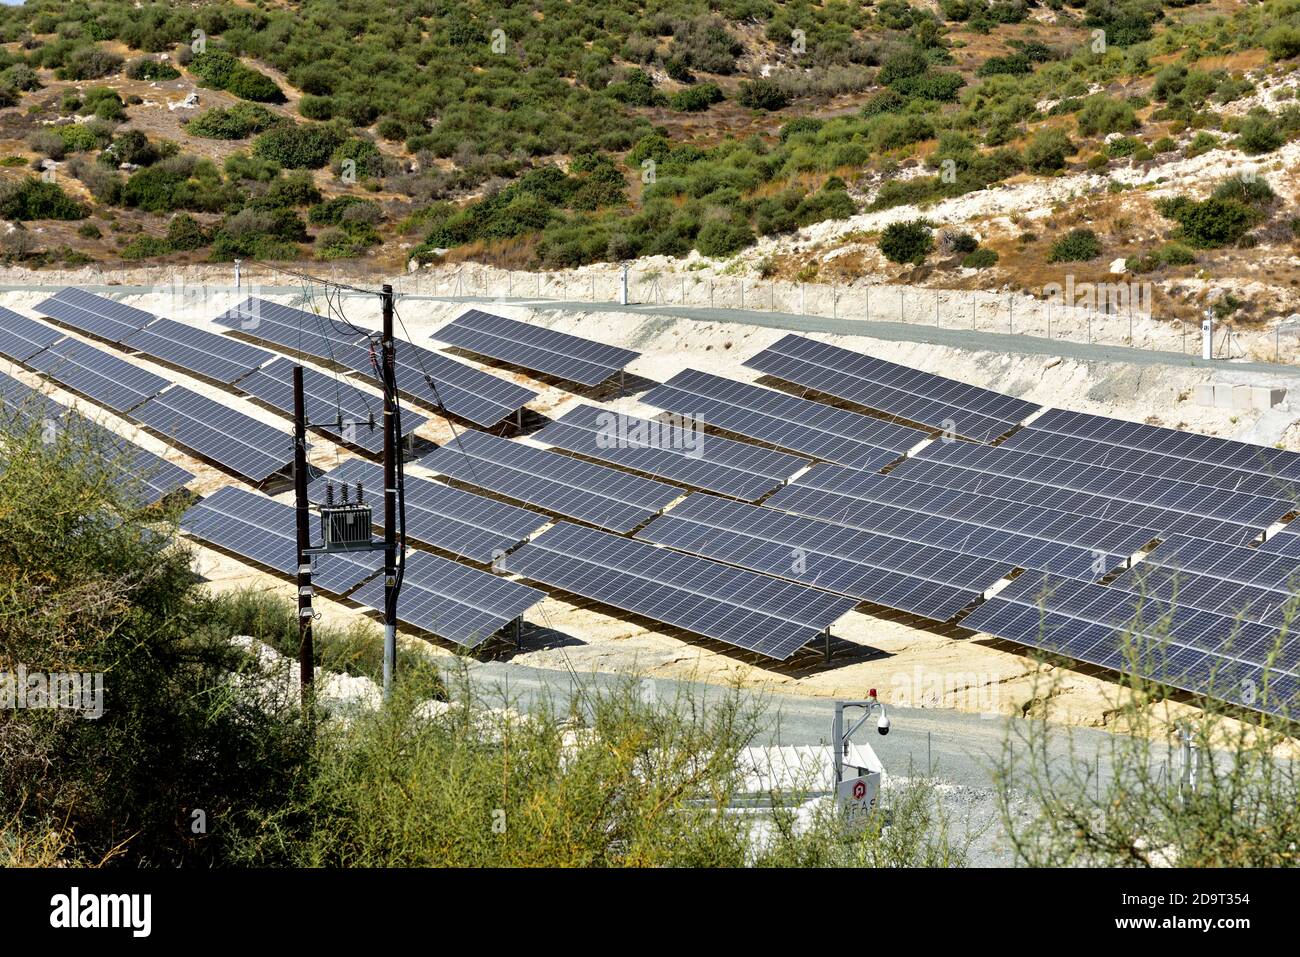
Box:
381;284;398;698
292;365;314;704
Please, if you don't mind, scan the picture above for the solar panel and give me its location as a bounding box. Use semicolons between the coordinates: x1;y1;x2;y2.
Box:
766;482;1116;581
419;430;679;533
26;338;169;413
499;521;859;659
890;455;1262;545
181;485;377;593
1030;407;1300;484
962;571;1299;715
1140;534;1300;592
309;458;548;562
0;371;192;504
790;463;1158;559
0;307;64;362
212;297;369;361
132;386;291;483
914;440;1290;529
640;368;922;470
214;299;536;427
237;357;426;455
34;287;155;343
533;404;808;501
432;308;640;386
638;493;1011;621
745;334;1038;441
1259;526;1300;559
349;550;544;648
122;317;274;385
1108;563;1293;627
1001;426;1300;502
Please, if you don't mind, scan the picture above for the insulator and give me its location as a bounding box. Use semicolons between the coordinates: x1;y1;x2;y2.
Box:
325;482;334;506
356;481;364;503
341;483;349;504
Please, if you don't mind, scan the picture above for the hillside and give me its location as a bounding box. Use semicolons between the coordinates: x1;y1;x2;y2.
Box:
0;0;1299;326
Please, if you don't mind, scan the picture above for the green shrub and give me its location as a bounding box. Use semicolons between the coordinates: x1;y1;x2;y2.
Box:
1023;129;1073;173
1185;131;1218;157
1156;195;1259;248
696;218;754;256
331;137;387;179
736;79;790;111
1046;228;1101;262
186;104;279;140
0;177;88;220
879;219;934;265
120;234;173;259
670;83;724;112
56;46;122;81
125;57;180;81
1236;115;1284;154
1264;25;1300;61
298;95;334;120
188;49;283;104
962;247;998;268
977;53;1031;77
1076;95;1138;137
166;213;209;250
254;124;345;170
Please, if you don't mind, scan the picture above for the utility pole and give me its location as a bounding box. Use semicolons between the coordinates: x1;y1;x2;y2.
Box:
292;365;314;706
381;283;398;698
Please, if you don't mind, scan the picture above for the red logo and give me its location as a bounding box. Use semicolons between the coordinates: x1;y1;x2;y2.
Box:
851;780;867;800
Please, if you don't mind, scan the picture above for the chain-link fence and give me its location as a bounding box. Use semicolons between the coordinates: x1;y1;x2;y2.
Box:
393;262;1300;366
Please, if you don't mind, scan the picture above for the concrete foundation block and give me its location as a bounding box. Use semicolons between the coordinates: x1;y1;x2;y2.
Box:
1251;386;1287;410
1194;383;1215;407
1232;385;1254;411
1213;384;1236;409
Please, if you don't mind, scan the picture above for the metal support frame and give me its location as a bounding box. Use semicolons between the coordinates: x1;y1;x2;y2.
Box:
382;284;398;698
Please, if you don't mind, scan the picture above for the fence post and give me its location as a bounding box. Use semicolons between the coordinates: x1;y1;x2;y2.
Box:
833;285;838;319
739;281;744;309
900;288;905;323
864;285;869;321
1008;294;1013;336
972;293;976;331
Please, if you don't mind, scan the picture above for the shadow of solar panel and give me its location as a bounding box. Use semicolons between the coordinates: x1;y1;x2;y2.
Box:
123;318;273;385
26;338;169;413
790;463;1158;560
349;550;543;648
638;493;1008;620
916;440;1290;529
1031;407;1300;484
181;485;378;593
35;288;155;343
310;458;547;562
963;571;1300;715
534;404;808;501
1001;427;1300;502
419;430;679;533
0;307;64;362
133;386;291;483
745;334;1037;441
889;455;1262;545
499;521;858;660
767;482;1113;580
432;309;640;386
641;368;920;470
237;357;426;455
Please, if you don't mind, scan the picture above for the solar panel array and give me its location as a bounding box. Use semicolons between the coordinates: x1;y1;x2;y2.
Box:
0;307;64;362
350;550;544;648
419;430;679;533
638;493;1011;620
745;334;1038;441
122;317;273;385
790;463;1158;559
35;288;155;343
310;458;548;562
500;521;858;659
963;572;1299;715
534;404;808;501
1001;426;1300;502
238;357;427;455
181;485;378;593
912;439;1291;529
214;298;537;426
26;338;170;413
432;308;640;386
890;454;1261;545
640;368;923;470
1032;407;1300;484
133;386;291;483
0;370;192;504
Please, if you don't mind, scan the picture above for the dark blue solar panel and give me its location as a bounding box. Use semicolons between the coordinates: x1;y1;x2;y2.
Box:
26;338;169;413
534;404;808;501
133;386;291;483
34;287;155;343
122;317;273;385
0;307;63;362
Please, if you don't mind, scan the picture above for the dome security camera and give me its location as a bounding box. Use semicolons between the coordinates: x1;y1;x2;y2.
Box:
877;713;890;736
